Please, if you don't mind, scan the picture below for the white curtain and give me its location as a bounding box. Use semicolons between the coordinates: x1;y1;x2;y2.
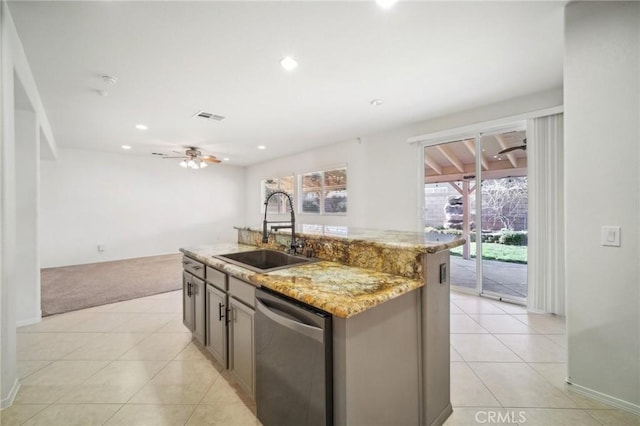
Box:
527;114;565;315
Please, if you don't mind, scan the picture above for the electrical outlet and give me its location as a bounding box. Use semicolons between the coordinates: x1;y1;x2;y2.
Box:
439;263;447;284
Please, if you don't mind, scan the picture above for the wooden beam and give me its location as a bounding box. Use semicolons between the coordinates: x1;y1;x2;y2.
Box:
436;144;464;173
448;182;463;195
424;154;442;175
463;139;489;171
425;167;527;184
494;134;518;169
462;180;471;259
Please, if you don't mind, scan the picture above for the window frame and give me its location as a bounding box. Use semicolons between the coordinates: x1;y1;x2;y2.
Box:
297;166;348;216
260;175;295;215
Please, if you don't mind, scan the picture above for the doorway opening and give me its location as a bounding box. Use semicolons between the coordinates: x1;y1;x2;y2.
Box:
423;128;528;303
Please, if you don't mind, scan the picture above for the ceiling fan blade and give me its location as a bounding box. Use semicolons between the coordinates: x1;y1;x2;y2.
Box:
203;156;221;164
498;145;525;155
162;156;188;159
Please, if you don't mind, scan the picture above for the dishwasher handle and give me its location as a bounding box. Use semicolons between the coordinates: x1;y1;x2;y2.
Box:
255;298;324;343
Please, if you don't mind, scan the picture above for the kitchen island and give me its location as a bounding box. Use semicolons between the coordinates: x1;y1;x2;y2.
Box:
180;225;463;426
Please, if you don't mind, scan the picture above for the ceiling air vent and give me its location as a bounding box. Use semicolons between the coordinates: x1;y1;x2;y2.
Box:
193;111;225;121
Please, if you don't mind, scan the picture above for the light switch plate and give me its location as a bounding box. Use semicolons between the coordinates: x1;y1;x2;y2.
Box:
601;226;621;247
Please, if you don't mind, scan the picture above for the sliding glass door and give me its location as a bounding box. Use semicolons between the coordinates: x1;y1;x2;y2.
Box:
424;138;478;293
479;132;528;302
423;127;528;302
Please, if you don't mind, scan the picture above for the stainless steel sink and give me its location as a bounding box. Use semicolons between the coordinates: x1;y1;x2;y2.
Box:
213;249;318;273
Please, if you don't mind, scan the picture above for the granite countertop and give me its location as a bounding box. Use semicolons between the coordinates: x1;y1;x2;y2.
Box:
236;224;465;254
236;224;465;281
180;243;423;318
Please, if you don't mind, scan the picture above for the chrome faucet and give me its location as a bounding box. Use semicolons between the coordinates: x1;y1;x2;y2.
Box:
262;190;301;254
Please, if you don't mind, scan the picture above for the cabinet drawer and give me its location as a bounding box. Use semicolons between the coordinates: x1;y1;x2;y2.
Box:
206;266;227;291
228;277;255;308
183;256;205;279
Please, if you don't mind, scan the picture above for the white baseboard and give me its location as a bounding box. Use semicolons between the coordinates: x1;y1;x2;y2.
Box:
16;311;42;327
568;382;640;416
0;379;20;409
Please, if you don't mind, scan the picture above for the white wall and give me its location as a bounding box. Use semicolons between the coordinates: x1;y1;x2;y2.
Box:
40;148;246;267
1;0;53;406
245;88;562;231
565;1;639;411
1;2;20;406
15;109;41;325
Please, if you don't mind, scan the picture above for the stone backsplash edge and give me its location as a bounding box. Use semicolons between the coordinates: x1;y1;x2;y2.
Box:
237;228;425;280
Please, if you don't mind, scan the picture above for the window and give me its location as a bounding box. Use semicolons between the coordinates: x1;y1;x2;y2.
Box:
299;167;347;214
261;176;294;214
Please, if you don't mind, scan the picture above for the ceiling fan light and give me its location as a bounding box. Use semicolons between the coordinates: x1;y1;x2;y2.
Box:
199;161;208;169
179;160;188;168
187;159;196;168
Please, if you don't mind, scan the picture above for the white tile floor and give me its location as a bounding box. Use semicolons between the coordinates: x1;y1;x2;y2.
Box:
1;290;638;425
445;291;640;426
1;291;258;426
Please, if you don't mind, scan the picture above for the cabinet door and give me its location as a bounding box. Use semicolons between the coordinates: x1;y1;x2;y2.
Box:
206;285;228;368
229;298;255;398
183;272;195;332
192;276;206;345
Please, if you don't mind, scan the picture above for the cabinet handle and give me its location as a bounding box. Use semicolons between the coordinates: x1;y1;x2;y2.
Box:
187;282;192;297
218;303;225;321
183;261;192;266
225;308;232;325
192;265;202;270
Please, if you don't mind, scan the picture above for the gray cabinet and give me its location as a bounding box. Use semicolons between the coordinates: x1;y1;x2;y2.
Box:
183;271;195;332
182;257;206;345
191;276;206;344
185;261;256;399
229;296;255;398
225;276;256;398
206;284;228;367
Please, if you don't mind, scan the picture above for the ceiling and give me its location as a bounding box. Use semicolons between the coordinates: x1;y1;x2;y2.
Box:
424;130;527;184
8;1;564;166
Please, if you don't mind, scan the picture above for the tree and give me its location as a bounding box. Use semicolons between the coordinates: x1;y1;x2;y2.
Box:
481;177;527;231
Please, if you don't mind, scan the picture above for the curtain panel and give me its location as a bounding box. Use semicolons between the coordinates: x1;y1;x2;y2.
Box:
527;113;565;315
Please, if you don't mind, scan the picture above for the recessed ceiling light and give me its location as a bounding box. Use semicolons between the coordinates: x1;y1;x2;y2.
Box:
223;157;230;161
258;145;266;150
121;145;132;150
135;124;148;130
280;56;298;71
376;0;398;9
370;99;383;106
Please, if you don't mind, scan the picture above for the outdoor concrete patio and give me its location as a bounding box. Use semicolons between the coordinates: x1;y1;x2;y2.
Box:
450;256;527;299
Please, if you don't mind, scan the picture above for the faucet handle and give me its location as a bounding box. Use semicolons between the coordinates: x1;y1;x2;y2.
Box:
289;239;305;255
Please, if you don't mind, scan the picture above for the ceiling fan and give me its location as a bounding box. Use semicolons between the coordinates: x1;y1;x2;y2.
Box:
498;138;527;155
162;147;221;169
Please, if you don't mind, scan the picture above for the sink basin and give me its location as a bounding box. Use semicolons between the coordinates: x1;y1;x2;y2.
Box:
213;249;318;273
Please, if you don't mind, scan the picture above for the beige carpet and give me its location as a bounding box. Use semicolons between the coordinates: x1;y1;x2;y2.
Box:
41;253;183;316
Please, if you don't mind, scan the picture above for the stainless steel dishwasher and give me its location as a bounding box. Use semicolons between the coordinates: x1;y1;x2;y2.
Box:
255;287;333;426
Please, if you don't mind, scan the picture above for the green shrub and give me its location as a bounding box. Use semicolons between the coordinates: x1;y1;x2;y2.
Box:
498;231;528;246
